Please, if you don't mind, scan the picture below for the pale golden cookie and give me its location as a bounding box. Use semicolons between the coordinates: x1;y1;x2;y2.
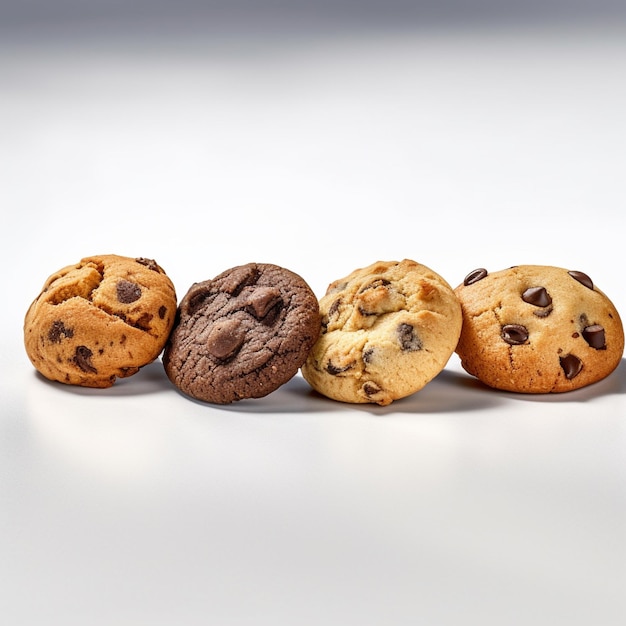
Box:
455;265;624;393
301;259;462;406
24;255;177;388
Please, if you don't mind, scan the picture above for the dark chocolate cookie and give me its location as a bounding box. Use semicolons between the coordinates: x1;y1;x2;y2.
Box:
163;263;320;403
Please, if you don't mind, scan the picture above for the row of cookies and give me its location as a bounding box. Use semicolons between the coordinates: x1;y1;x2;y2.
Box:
23;255;624;405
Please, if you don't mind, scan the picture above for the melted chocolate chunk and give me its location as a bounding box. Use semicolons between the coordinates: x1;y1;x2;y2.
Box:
327;362;353;375
48;320;74;343
158;305;167;319
206;319;246;359
328;298;341;318
560;353;583;379
582;324;606;349
397;323;422;351
363;382;382;396
362;348;375;364
568;271;593;290
135;258;162;272
358;278;391;293
358;306;378;317
186;286;212;317
73;346;97;373
501;324;529;345
522;287;552;308
463;268;488;286
246;287;283;321
221;265;259;296
117;280;142;304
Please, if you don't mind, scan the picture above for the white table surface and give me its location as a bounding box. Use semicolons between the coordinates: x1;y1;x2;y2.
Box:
1;11;625;625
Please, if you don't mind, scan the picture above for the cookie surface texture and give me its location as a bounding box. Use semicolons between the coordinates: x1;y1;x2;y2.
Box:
455;265;624;393
163;263;320;404
301;259;462;406
24;255;177;388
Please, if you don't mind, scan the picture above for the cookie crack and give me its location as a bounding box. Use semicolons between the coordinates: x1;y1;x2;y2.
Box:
94;302;157;335
81;259;105;302
48;261;105;305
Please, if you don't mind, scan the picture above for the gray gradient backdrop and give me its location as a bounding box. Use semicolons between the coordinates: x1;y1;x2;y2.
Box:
2;3;625;626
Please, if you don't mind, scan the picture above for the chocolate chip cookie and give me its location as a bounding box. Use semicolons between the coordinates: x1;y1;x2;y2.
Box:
455;265;624;393
301;259;462;406
24;255;177;388
163;263;320;404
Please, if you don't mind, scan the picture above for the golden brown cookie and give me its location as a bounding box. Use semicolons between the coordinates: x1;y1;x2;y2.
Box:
455;265;624;393
24;255;177;388
301;259;462;406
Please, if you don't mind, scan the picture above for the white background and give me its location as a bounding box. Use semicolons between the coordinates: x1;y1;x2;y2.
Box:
1;4;625;625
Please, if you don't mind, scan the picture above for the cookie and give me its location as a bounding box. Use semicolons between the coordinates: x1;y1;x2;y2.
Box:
301;259;462;406
455;265;624;393
163;263;320;404
24;255;177;388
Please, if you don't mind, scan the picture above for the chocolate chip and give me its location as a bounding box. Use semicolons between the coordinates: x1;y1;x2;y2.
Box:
463;268;488;286
363;348;375;364
206;319;246;359
358;306;378;317
328;298;341;318
135;258;162;272
363;382;382;396
48;320;73;343
116;280;142;304
186;286;212;317
246;287;283;321
221;265;259;296
560;353;583;379
327;362;353;375
568;271;593;290
358;279;391;293
158;305;167;319
522;287;552;308
501;324;529;345
582;324;606;349
397;323;422;351
73;346;97;373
